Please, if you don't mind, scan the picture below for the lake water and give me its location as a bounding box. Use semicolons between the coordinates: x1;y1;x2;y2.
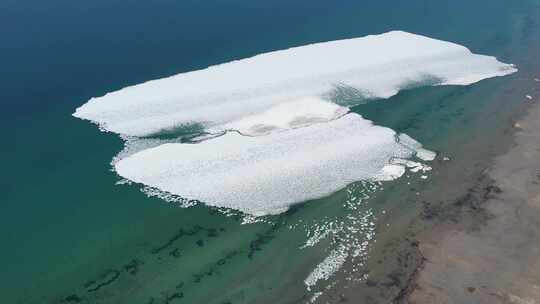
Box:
2;0;540;303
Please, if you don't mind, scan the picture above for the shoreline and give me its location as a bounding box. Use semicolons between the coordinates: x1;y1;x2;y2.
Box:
406;84;540;303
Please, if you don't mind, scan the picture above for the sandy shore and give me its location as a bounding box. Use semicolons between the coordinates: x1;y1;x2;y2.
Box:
407;90;540;303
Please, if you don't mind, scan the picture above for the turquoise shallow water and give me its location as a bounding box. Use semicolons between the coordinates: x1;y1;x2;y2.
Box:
3;0;540;303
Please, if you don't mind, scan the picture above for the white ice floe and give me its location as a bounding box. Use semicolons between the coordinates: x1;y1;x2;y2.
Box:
526;95;533;100
376;164;407;181
305;245;348;291
391;158;432;173
73;30;518;217
397;133;437;161
302;184;377;294
115;113;431;216
74;31;516;137
309;292;323;303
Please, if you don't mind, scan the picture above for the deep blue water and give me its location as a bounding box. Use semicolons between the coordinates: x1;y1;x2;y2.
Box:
2;0;540;303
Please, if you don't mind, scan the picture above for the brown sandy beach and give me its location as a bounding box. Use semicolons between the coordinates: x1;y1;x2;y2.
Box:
407;85;540;303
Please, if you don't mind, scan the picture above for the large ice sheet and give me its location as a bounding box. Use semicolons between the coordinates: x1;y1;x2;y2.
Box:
75;31;518;216
115;113;427;216
74;31;516;137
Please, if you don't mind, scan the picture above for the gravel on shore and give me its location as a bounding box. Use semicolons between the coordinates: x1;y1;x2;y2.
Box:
407;93;540;304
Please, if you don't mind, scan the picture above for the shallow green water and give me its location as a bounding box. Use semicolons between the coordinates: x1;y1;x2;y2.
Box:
3;0;540;303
